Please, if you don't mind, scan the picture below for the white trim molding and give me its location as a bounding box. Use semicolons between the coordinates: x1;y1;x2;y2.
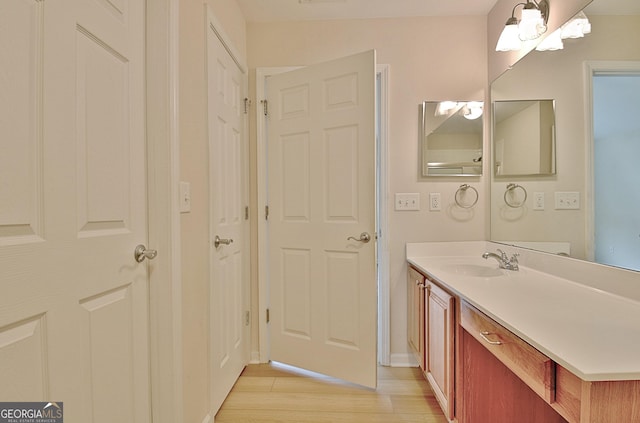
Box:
376;64;391;366
146;0;183;421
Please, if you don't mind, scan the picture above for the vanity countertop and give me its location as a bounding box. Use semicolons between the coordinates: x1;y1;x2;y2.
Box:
407;249;640;382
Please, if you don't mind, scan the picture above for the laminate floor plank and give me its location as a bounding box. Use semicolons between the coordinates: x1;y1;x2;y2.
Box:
216;363;448;422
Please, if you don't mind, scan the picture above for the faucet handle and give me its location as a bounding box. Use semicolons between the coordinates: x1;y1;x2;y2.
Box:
510;252;520;262
497;249;508;260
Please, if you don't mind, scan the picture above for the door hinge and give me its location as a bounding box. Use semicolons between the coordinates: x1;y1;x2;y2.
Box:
260;99;268;116
245;206;249;220
245;310;251;326
265;205;269;220
244;98;251;114
266;308;270;324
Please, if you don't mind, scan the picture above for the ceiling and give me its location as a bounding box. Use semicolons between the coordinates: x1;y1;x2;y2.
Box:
236;0;500;23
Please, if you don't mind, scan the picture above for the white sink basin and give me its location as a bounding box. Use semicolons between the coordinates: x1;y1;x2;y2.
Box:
440;263;504;278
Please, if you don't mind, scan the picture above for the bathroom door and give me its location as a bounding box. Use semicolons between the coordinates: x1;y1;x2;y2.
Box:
266;50;377;388
0;0;151;421
206;8;250;414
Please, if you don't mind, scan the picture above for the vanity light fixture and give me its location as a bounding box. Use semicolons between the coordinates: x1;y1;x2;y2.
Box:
496;0;550;52
536;10;591;51
462;102;484;120
434;101;459;116
560;11;591;39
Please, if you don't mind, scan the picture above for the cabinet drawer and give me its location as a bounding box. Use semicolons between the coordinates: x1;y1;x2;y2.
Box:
460;301;555;404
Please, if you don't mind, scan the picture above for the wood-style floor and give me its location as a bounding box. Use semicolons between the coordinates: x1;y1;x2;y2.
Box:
215;362;448;422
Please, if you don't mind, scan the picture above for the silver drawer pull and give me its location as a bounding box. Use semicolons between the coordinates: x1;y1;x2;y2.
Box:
480;331;503;345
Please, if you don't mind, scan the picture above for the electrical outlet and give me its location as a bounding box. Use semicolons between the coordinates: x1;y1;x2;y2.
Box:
429;193;441;211
395;193;420;211
533;192;545;210
554;192;580;210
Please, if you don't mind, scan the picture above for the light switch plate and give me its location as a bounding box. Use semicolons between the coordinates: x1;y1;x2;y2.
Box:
395;193;420;211
554;192;580;210
180;181;191;213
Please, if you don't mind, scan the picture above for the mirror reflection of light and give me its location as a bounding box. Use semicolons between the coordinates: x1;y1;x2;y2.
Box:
435;101;459;116
463;102;484;120
536;10;591;51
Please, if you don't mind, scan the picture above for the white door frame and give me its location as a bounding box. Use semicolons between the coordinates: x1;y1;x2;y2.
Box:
583;60;640;262
255;65;391;365
146;0;184;422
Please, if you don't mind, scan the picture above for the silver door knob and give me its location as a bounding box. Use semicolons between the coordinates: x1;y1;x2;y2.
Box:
134;244;158;263
347;232;371;243
214;235;234;249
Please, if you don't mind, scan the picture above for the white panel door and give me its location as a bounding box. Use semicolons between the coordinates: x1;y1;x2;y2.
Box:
207;16;249;414
267;50;377;388
0;0;149;422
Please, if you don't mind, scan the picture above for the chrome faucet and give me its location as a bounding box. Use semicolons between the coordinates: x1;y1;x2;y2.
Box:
482;249;519;271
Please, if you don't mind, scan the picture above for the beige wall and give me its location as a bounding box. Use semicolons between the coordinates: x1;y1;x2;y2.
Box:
247;16;488;361
178;0;246;422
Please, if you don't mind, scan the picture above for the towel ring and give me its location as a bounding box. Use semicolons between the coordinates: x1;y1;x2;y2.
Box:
455;184;479;209
504;183;527;208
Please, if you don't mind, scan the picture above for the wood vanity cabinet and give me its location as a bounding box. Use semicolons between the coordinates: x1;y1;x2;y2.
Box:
408;263;640;423
407;265;455;421
458;300;640;423
407;266;425;369
425;277;455;421
459;300;567;423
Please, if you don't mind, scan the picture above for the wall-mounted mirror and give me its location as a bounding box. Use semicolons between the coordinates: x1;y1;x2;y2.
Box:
493;99;556;176
490;0;640;272
420;101;483;176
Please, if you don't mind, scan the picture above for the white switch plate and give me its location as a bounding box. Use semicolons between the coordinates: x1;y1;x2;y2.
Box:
554;191;580;210
429;193;441;211
395;193;420;211
533;192;545;210
179;181;191;213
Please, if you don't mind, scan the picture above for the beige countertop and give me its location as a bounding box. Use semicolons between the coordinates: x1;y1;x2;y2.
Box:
407;242;640;382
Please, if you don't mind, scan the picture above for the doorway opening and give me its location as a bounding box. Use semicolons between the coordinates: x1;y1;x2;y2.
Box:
591;70;640;271
586;61;640;271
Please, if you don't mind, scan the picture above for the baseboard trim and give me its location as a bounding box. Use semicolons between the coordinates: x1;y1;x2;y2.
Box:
389;353;419;368
250;350;262;364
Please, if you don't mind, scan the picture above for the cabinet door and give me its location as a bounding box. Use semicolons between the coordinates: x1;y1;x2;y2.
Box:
426;281;455;421
407;266;425;370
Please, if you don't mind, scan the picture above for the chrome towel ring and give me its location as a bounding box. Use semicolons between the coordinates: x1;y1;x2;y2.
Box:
455;184;479;209
504;183;527;208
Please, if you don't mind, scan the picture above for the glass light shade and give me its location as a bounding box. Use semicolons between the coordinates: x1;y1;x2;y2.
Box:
435;101;458;116
519;8;545;41
561;12;591;39
536;28;563;51
496;22;521;51
462;102;483;120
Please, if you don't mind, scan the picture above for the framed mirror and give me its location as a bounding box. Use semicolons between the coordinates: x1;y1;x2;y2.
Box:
490;0;640;272
493;99;556;176
420;101;483;177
